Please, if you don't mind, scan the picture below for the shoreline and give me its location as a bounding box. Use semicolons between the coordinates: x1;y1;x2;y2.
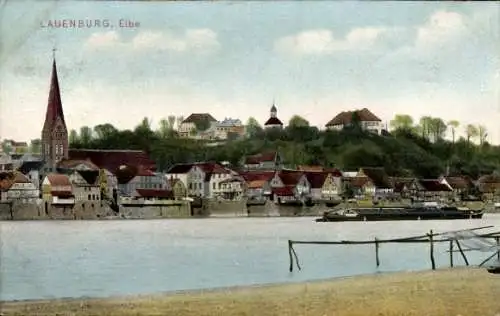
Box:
2;267;499;315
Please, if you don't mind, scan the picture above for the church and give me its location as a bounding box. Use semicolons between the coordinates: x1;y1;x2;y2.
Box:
41;53;69;171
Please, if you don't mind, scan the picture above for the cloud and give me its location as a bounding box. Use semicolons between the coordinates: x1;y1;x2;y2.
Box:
84;29;220;54
414;11;466;53
274;27;387;55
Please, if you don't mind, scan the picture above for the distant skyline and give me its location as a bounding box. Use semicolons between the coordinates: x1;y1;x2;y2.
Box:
1;1;499;143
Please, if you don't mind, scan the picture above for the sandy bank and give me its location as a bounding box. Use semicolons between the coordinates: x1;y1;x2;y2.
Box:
2;268;499;316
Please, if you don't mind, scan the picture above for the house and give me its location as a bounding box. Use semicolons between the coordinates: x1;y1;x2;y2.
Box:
2;140;29;154
240;171;274;200
67;149;155;197
68;169;101;202
243;151;283;170
42;173;74;204
166;163;195;190
264;103;283;129
346;176;376;199
411;179;453;201
439;176;472;198
325;108;383;134
18;160;45;193
217;176;245;200
270;170;311;203
166;178;187;200
194;162;233;199
197;118;246;140
0;171;39;202
476;174;500;200
356;167;393;197
178;113;218;138
116;165;166;197
306;170;342;201
391;177;416;199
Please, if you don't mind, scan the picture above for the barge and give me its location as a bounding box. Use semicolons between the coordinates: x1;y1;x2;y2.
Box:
316;205;484;222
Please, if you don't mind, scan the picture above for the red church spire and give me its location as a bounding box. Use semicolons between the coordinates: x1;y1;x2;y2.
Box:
44;50;66;128
41;48;69;168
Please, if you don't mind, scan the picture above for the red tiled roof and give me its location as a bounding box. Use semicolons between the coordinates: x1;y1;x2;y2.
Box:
348;176;372;188
182;113;217;124
244;152;277;164
418;179;452;192
272;186;295;196
305;172;328;189
264;117;283;126
240;171;275;182
136;189;173;198
325;108;381;126
46;173;71;186
278;170;304;186
442;176;470;190
68;149;156;173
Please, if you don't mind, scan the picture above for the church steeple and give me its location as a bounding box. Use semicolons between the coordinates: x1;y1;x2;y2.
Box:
41;50;68;169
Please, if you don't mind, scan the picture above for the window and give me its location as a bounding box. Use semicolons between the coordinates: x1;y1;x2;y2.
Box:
88;194;91;200
213;182;216;190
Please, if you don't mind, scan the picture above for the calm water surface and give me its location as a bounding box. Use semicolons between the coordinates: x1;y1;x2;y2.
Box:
1;215;499;301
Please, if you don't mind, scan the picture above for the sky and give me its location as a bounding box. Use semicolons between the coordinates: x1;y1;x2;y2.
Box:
0;1;499;143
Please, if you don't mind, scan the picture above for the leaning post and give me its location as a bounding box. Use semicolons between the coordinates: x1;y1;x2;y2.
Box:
375;237;380;267
429;230;436;270
449;240;454;268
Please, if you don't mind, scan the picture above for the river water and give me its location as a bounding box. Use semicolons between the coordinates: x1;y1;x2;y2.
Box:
1;215;499;301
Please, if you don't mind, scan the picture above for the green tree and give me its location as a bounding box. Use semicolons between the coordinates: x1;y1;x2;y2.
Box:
29;139;41;154
390;114;414;131
288;115;309;128
447;120;460;143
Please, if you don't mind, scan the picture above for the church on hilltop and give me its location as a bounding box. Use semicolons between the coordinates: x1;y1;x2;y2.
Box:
41;53;69;170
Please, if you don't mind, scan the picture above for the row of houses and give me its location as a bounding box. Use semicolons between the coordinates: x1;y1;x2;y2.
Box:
1;148;500;207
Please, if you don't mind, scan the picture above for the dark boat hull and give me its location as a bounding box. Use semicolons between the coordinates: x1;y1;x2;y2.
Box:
316;207;484;222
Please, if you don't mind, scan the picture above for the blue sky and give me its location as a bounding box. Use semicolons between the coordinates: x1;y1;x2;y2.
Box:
1;1;499;143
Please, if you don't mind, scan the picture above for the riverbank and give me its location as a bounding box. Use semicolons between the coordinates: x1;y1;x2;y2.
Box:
2;268;498;316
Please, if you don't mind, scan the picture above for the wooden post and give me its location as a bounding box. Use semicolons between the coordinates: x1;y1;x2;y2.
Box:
449;240;454;268
429;230;436;270
375;237;380;267
455;239;469;266
288;240;294;272
496;237;500;261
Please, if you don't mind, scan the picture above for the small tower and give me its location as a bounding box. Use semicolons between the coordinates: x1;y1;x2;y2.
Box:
264;101;283;129
41;50;69;170
270;103;277;118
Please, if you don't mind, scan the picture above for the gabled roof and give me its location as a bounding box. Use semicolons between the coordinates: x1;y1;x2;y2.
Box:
359;167;392;189
264;117;283;126
326;108;381;126
240;171;275;182
278;170;304;186
418;179;452;192
348;176;372;188
247;179;268;189
46;173;71;187
182;113;217;124
244;152;277;164
442;176;471;190
75;170;100;185
305;172;328;189
18;160;45;174
68;149;156;173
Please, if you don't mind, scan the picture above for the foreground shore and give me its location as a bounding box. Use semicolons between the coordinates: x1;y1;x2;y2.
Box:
2;268;499;316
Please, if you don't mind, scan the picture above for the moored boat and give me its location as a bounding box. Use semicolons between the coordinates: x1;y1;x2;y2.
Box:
316;205;484;222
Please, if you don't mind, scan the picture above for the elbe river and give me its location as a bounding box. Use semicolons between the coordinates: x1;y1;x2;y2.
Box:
1;215;499;301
